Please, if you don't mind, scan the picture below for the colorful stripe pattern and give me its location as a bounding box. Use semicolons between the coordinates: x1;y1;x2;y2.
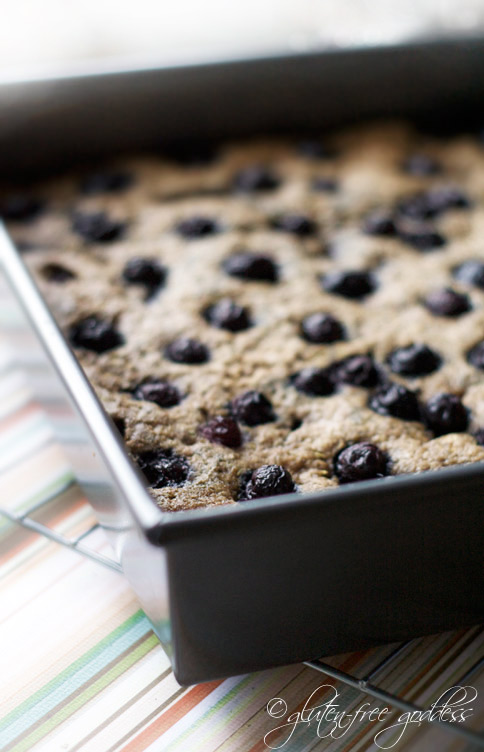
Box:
1;339;484;752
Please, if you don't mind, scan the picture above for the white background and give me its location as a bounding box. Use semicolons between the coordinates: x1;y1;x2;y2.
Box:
1;0;483;77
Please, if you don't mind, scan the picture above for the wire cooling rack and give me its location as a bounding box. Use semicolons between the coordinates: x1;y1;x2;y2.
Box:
305;653;484;748
2;490;484;749
0;482;122;573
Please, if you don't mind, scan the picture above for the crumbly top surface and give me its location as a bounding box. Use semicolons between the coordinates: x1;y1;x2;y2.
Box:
6;121;484;510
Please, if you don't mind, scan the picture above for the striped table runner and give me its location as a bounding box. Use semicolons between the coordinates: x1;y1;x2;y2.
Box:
1;342;484;752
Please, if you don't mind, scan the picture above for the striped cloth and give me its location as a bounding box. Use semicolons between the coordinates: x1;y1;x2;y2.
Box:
1;339;484;752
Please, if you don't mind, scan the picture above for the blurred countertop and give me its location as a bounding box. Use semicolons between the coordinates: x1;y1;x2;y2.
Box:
1;0;484;80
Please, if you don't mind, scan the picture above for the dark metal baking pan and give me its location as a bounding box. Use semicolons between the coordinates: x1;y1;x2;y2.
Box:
1;36;484;685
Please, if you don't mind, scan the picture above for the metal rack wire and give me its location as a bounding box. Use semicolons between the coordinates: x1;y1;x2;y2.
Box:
2;491;484;749
305;652;484;748
0;484;122;573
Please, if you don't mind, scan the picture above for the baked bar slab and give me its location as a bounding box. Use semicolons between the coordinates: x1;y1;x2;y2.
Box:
4;121;484;510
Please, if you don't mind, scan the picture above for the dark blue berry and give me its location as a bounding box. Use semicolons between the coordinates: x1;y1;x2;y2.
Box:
363;210;397;236
424;288;471;317
398;194;433;221
132;380;182;408
41;263;76;283
398;187;470;221
473;429;484;446
165;337;209;364
453;260;484;289
233;165;280;192
402;154;441;176
422;393;469;436
271;214;316;236
321;270;377;299
136;448;189;488
297;140;337;159
122;257;167;297
203;299;252;332
291;367;334;396
176;215;219;238
72;211;126;242
312;177;338;192
0;194;44;221
223;252;278;282
199;416;242;448
240;464;295;500
397;224;446;251
368;382;421;421
69;316;124;353
334;442;389;484
230;390;276;426
330;355;380;388
16;241;37;253
80;171;133;194
301;313;346;344
426;187;470;214
467;341;484;370
386;344;441;376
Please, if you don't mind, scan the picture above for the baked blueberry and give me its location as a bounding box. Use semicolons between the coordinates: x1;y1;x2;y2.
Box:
15;241;37;253
80;170;133;194
230;390;276;426
402;154;442;176
0;194;44;221
203;299;252;332
397;224;446;251
398;188;470;221
164;337;209;364
426;187;471;215
386;343;441;376
164;140;218;166
271;214;316;236
368;382;421;421
69;316;124;353
321;270;376;299
122;257;167;297
223;252;278;282
363;210;397;237
291;367;334;396
453;260;484;289
312;177;338;192
199;416;242;448
467;341;484;370
422;393;469;436
136;448;189;488
297;140;336;159
424;288;471;317
301;312;346;344
398;194;434;221
132;380;182;408
176;215;219;238
473;429;484;446
233;165;280;192
72;211;126;242
330;354;380;388
240;464;295;500
41;263;76;283
334;442;389;484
